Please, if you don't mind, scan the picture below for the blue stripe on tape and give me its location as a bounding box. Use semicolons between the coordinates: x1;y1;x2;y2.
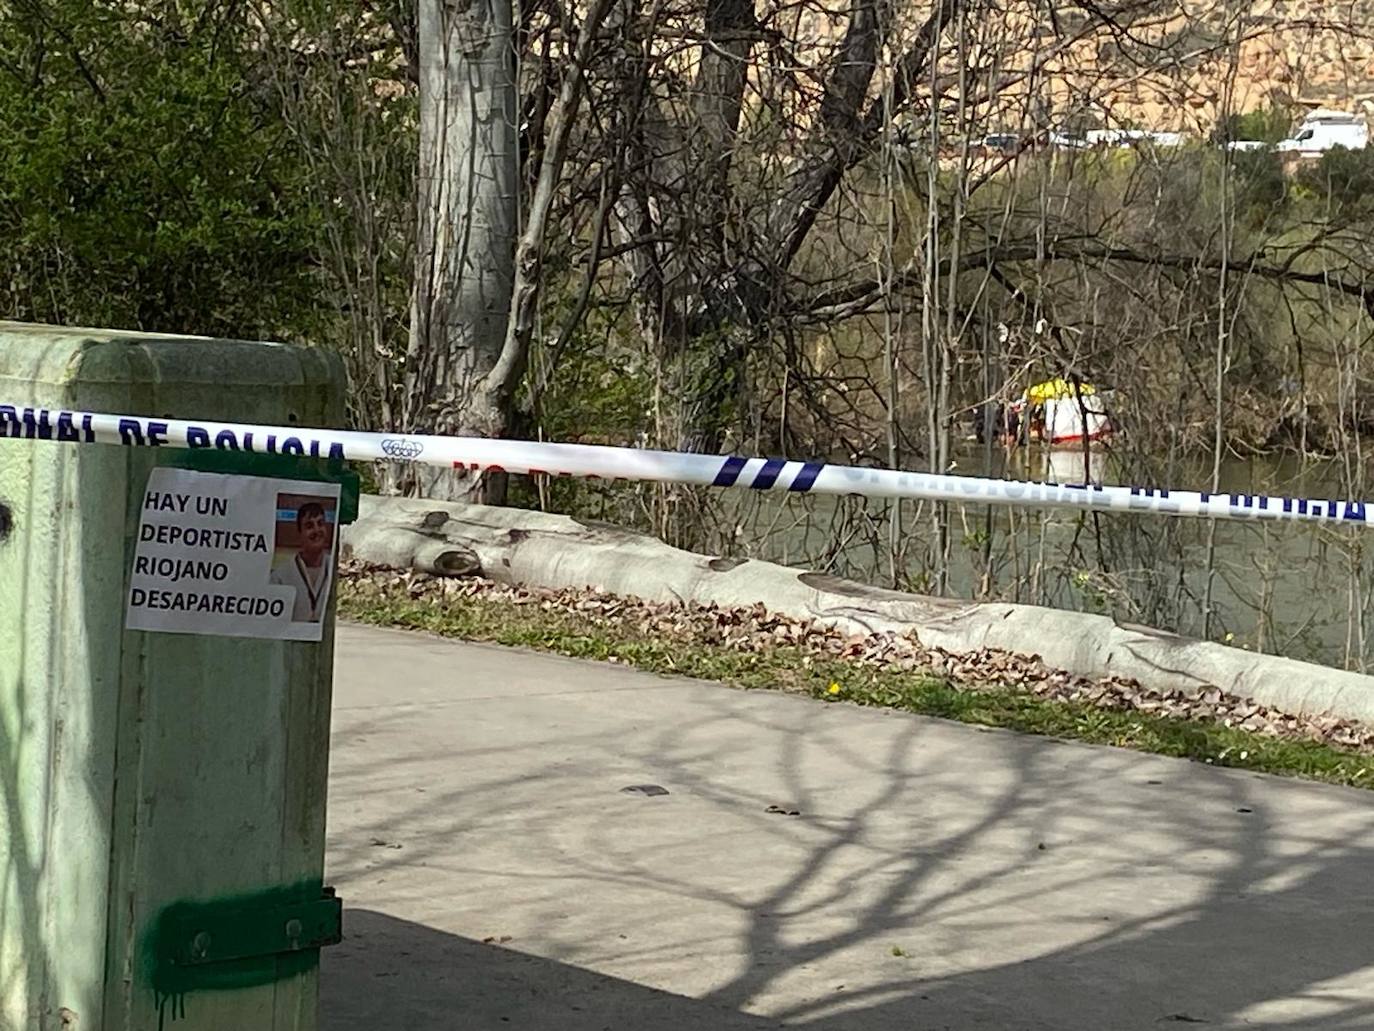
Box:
752;458;787;490
713;455;747;487
789;462;823;492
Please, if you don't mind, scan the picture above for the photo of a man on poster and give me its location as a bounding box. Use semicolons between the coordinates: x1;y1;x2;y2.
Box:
269;494;337;623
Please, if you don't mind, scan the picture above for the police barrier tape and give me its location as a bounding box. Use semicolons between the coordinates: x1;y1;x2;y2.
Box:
2;402;1371;528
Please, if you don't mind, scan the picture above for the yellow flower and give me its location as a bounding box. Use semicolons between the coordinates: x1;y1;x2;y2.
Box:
827;682;841;695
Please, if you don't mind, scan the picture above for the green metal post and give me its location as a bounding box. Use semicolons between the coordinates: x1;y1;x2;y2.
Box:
0;322;349;1030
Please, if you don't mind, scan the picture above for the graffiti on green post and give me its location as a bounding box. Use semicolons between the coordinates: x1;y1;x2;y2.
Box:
142;881;342;1029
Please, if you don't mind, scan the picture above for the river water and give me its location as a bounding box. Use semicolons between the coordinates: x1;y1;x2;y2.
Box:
714;444;1374;672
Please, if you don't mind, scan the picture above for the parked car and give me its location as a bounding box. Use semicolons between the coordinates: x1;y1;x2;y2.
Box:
979;133;1020;154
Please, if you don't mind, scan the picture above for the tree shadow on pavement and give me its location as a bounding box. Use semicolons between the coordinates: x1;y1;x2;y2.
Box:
324;643;1374;1031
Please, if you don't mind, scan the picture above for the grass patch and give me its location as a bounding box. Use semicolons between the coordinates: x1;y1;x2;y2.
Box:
338;582;1374;790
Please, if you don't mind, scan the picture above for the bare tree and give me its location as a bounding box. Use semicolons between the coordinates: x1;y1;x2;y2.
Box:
245;0;1374;667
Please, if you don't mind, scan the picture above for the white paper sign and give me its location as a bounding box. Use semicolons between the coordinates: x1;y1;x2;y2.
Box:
125;468;342;641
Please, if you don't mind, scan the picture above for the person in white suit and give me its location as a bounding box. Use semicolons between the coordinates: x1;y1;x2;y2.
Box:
269;501;333;623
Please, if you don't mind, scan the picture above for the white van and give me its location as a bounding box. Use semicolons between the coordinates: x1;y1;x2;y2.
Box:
1276;110;1369;155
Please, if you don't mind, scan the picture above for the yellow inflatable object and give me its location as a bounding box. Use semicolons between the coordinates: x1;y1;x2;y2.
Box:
1025;377;1096;404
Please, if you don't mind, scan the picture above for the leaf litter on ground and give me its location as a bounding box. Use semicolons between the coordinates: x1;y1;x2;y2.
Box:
338;561;1374;788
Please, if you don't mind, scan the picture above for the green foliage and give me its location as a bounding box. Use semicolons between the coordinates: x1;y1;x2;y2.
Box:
507;308;655;517
0;3;324;340
1229;149;1289;226
1213;104;1292;145
531;344;652;446
1295;146;1374;213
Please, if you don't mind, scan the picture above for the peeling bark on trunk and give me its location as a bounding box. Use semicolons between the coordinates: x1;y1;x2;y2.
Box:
401;0;519;502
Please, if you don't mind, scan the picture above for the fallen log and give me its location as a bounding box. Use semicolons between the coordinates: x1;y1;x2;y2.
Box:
342;495;1374;724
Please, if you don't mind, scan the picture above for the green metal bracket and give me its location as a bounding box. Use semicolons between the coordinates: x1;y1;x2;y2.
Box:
164;890;342;969
146;883;344;1001
164;449;362;525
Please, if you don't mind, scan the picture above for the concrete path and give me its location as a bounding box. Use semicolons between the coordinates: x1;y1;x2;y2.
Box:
322;624;1374;1030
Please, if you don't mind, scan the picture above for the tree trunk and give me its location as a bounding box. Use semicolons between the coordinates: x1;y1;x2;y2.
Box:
400;0;518;502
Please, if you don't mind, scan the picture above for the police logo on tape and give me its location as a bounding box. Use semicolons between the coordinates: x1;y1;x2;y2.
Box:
381;437;424;459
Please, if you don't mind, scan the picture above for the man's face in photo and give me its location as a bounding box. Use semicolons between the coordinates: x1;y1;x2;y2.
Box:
300;508;330;560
